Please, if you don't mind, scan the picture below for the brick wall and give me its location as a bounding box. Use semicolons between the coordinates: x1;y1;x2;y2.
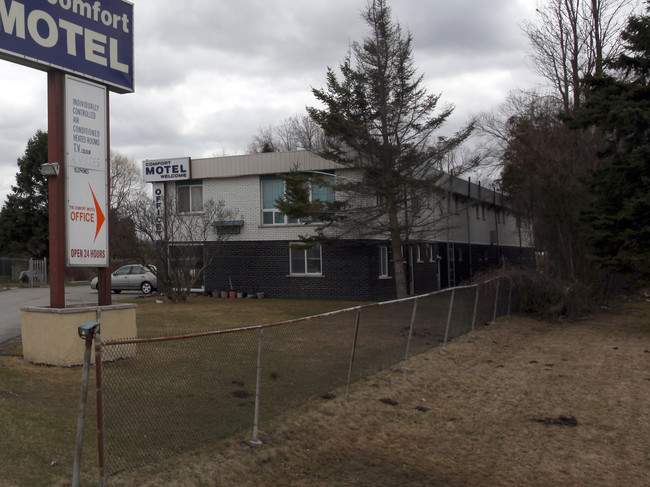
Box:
204;239;396;301
203;238;535;301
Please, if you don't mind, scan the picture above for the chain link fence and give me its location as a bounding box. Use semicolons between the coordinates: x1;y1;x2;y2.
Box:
96;277;512;479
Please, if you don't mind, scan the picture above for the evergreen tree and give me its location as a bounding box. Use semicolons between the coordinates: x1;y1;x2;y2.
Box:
0;130;49;257
577;8;650;277
284;0;474;298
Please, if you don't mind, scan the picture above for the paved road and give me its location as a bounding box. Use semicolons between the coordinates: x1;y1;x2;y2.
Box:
0;285;133;345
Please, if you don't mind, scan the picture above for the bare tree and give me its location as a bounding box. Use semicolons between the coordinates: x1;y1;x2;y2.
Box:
108;151;149;262
474;89;559;177
478;91;604;281
286;114;328;150
523;0;636;111
125;192;239;303
248;114;328;153
110;151;147;215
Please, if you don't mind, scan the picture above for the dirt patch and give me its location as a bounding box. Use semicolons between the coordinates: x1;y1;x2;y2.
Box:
108;303;650;487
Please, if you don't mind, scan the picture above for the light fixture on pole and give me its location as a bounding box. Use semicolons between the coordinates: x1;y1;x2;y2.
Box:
39;162;60;177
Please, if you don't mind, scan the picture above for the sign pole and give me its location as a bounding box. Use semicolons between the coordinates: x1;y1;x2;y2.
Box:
48;70;66;309
98;91;112;306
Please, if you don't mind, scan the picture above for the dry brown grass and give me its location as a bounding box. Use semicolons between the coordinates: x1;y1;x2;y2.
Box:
106;302;650;487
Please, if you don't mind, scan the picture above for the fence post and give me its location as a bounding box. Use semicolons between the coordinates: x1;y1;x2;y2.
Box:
401;298;419;373
250;326;264;447
441;289;455;354
507;281;512;317
470;284;480;339
94;331;106;486
345;308;362;401
489;279;500;326
72;321;100;487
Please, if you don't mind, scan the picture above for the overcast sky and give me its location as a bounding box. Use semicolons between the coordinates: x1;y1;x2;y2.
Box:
0;0;542;204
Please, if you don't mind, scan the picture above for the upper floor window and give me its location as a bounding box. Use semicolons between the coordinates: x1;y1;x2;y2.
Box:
261;174;334;225
262;178;287;224
177;180;203;214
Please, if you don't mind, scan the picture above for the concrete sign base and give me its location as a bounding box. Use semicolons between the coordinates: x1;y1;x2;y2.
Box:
21;303;137;366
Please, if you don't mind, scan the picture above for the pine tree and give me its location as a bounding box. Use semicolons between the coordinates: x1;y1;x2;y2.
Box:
577;9;650;277
287;0;474;297
0;130;49;257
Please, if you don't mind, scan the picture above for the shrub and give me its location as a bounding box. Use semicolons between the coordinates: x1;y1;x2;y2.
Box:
497;268;598;320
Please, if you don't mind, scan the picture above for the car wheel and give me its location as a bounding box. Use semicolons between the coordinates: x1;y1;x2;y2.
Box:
141;282;153;295
112;289;122;294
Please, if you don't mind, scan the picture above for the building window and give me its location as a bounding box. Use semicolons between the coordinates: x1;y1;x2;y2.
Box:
262;178;286;224
379;246;390;277
169;244;204;289
177;180;203;213
474;204;480;220
428;243;436;262
290;244;322;275
416;244;423;262
312;179;335;203
262;174;334;225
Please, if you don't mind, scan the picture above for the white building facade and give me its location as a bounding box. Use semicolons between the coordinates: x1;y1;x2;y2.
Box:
152;151;535;300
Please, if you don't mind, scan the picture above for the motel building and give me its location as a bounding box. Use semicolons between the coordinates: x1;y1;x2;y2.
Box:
145;151;535;301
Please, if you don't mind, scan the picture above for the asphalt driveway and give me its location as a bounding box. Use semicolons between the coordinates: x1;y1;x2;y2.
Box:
0;285;133;345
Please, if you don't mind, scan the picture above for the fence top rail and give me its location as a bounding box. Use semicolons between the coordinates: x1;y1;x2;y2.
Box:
103;277;502;346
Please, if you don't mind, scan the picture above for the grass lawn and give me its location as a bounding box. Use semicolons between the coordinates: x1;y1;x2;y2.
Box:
1;296;647;487
0;296;361;487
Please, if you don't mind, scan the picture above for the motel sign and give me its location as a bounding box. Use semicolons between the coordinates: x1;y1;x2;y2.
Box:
0;0;134;93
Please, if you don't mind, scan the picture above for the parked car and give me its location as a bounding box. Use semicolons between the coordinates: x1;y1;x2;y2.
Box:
90;264;157;295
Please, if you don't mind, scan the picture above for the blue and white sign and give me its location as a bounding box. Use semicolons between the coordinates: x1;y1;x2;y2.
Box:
143;157;191;182
0;0;134;93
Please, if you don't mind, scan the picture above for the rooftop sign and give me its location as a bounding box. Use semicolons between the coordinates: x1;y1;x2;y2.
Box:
143;157;191;182
0;0;134;93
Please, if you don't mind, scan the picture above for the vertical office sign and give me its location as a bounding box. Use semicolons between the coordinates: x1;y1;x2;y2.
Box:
152;182;165;238
65;75;108;267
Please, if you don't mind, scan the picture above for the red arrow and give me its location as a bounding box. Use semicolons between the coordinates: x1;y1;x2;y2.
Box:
89;185;106;243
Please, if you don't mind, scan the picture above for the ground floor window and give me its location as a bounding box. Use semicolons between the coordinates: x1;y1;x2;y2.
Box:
290;244;322;275
379;246;389;277
169;244;205;289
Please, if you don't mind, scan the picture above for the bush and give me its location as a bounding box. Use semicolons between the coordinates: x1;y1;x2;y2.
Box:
497;268;598;320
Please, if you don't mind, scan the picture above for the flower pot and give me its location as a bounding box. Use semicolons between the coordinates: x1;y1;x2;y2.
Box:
236;292;244;298
229;290;237;299
256;292;265;299
220;291;228;298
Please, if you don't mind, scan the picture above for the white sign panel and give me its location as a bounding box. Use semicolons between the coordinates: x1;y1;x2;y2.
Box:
143;157;191;182
65;75;108;267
